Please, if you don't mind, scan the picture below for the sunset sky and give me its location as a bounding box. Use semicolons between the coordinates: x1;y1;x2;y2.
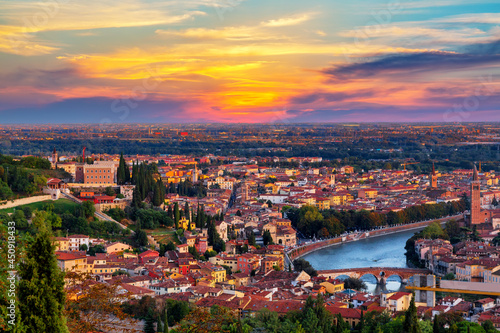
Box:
0;0;499;123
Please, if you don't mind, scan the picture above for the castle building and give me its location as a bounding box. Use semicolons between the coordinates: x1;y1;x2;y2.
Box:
82;161;117;185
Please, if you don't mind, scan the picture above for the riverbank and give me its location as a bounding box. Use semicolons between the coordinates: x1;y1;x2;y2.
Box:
287;214;463;261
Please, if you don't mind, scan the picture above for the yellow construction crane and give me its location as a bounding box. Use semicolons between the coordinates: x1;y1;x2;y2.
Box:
401;162;420;171
406;285;500;296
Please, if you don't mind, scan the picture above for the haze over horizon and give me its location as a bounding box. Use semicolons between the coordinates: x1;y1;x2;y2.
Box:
1;0;500;124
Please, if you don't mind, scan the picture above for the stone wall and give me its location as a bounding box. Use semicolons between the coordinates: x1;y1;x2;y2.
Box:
0;195;53;209
95;200;128;212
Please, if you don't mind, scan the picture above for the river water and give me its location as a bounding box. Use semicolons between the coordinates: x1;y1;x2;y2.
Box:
301;227;422;294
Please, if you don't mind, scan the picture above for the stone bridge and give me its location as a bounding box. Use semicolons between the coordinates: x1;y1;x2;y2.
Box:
317;267;430;285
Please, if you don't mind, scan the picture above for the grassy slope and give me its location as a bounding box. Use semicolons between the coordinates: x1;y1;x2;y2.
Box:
0;198;79;214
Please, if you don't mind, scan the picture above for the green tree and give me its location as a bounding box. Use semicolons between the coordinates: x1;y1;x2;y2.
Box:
482;320;496;333
0;180;13;200
157;315;162;333
343;277;367;291
21;206;33;219
18;211;69;332
188;246;199;260
144;308;155;333
442;273;455;280
153;183;162;207
166;241;176;251
132;186;142;208
433;315;441;333
403;294;421;333
491;235;500;246
163;308;169;333
165;299;191;326
469;225;483;242
421;222;447;240
247;230;256;247
302;308;320;333
292;258;317;277
174;203;180;229
461;192;470;210
104;186;115;196
263;229;274;246
419;319;433;333
135;226;148;247
79;200;96;219
444;219;462;243
117;153;126;185
12;210;28;229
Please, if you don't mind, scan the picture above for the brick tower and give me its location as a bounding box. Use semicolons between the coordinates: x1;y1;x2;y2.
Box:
51;147;58;169
430;162;438;188
470;164;482;225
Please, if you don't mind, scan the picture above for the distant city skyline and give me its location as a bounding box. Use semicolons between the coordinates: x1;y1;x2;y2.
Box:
0;0;499;123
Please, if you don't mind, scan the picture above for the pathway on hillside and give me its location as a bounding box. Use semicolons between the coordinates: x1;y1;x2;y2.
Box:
61;192;134;234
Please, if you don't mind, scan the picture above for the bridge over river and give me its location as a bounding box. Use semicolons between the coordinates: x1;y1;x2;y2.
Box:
317;267;430;285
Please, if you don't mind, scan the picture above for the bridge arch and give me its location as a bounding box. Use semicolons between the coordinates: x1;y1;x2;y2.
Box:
360;273;381;284
385;274;403;282
317;267;431;285
324;272;360;281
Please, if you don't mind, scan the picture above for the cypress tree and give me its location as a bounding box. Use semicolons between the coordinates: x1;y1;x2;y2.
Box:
174;203;180;229
117;152;125;185
248;230;256;246
153;183;162;207
18;212;68;332
403;294;421;333
433;315;440;333
158;179;165;203
196;206;202;228
184;202;190;221
163;308;169;333
156;315;162;333
358;310;364;332
144;308;155;333
124;158;130;183
132;186;141;208
132;161;138;184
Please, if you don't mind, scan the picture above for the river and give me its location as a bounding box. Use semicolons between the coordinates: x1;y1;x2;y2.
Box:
301;227;423;294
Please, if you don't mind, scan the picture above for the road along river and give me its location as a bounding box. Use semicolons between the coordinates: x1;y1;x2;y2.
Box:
301;227;424;294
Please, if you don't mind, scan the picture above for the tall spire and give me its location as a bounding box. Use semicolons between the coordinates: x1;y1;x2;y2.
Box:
473;164;479;181
432;162;435;175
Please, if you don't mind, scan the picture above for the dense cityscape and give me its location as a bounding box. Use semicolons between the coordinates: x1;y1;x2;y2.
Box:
0;124;499;332
2;0;500;331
